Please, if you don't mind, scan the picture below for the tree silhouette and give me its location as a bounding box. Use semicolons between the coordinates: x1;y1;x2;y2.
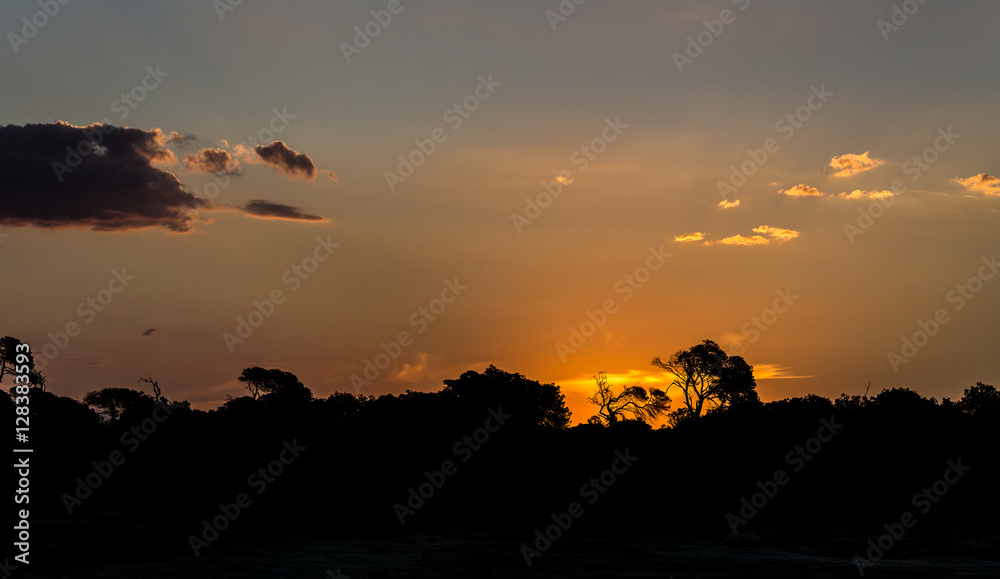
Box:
238;366;272;400
665;407;695;428
238;367;312;404
29;368;46;391
958;382;1000;417
135;377;190;411
871;387;938;413
83;387;151;422
0;335;22;384
442;365;571;429
716;355;761;410
650;340;761;417
2;343;999;575
0;335;42;388
835;383;872;413
586;371;670;426
651;339;728;417
139;376;164;403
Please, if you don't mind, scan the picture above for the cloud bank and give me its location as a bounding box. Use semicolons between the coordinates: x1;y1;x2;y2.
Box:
0;123;333;233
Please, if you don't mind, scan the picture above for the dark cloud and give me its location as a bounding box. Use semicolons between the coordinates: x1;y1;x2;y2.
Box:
0;122;210;233
242;200;326;222
142;328;158;336
184;148;240;176
166;131;196;147
254;141;318;179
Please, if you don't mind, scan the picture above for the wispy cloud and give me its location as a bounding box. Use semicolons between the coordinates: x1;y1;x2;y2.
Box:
395;352;431;382
826;151;885;177
952;173;1000;196
837;189;894;200
674;232;705;242
165;131;196;147
753;363;814;380
241;200;327;222
715;234;769;246
779;184;824;197
710;225;800;246
184;148;240;176
753;225;799;243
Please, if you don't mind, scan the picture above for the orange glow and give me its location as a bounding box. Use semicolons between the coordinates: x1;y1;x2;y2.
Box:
674;232;705;242
779;184;824;197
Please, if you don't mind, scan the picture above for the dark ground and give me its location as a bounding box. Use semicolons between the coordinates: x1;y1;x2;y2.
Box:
26;521;1000;578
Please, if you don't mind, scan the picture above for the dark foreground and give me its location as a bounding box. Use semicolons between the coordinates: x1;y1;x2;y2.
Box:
11;380;1000;577
29;522;1000;578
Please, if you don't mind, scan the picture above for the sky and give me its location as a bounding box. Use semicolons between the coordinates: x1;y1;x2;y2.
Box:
1;0;998;425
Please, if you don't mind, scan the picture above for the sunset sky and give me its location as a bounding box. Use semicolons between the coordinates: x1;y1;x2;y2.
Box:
2;0;998;425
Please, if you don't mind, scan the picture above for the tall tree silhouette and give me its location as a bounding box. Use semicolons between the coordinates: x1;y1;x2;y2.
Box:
651;339;728;417
586;371;670;426
651;340;761;417
139;376;164;403
716;355;761;410
0;335;22;383
0;335;41;388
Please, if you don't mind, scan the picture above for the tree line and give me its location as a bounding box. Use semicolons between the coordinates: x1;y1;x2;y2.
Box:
2;335;998;573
